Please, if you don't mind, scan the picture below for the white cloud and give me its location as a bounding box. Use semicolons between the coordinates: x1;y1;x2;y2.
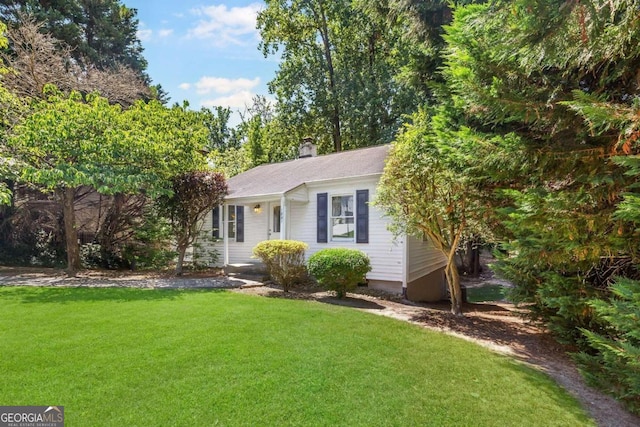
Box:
201;90;256;109
182;75;265;114
137;21;172;42
137;28;152;42
194;76;260;95
187;3;262;46
158;29;174;38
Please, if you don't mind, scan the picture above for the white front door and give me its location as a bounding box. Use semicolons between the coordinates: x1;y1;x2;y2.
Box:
269;203;281;240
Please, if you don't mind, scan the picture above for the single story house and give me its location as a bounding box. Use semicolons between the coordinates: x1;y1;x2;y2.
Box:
197;142;447;301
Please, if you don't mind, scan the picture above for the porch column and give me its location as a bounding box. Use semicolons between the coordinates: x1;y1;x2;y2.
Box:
223;203;229;265
280;195;287;240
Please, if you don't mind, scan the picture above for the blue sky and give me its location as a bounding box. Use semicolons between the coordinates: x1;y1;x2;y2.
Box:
125;1;277;114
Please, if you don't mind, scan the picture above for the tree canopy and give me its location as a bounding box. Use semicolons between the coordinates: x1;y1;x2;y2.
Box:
6;88;208;274
0;0;147;73
258;0;418;153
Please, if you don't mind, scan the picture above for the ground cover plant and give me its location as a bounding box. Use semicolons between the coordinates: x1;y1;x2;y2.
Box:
0;287;593;426
466;284;510;303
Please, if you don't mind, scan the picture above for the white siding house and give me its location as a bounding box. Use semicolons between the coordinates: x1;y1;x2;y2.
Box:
197;144;447;301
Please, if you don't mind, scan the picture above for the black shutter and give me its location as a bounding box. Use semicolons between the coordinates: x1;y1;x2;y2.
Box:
317;193;328;243
212;206;220;239
356;189;369;243
236;206;244;242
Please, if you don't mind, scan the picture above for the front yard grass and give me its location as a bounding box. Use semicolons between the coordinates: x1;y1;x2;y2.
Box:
0;287;593;426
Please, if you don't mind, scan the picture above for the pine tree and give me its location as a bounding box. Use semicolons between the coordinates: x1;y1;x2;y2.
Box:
0;0;147;73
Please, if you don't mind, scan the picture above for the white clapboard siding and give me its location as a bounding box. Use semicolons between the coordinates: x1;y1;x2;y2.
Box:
289;178;404;283
407;234;447;282
194;205;269;267
227;205;269;264
194;176;444;287
194;209;224;267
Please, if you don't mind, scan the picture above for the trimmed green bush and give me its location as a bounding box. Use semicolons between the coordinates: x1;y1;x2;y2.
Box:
252;240;308;292
308;248;371;298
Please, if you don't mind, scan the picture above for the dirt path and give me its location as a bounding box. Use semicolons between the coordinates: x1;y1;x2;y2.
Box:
233;285;640;427
1;267;638;427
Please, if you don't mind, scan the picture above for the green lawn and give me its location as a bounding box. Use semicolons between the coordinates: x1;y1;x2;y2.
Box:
0;287;593;426
466;284;511;303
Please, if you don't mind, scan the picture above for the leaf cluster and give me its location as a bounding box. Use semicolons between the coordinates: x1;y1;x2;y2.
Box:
157;171;228;240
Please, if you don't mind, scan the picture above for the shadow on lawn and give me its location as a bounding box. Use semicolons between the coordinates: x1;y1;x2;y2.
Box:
259;288;386;310
0;286;224;304
409;302;568;362
316;295;386;310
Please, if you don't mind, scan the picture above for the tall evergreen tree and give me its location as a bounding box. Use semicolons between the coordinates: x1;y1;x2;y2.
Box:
0;0;147;73
441;0;640;343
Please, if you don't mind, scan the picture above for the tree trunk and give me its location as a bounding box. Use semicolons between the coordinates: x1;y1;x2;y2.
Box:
445;262;463;316
446;232;464;316
465;240;473;275
472;244;481;277
60;186;81;276
175;244;187;276
97;193;125;260
315;0;342;152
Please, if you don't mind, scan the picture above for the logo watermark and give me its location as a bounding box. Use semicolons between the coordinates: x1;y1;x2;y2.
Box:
0;406;64;427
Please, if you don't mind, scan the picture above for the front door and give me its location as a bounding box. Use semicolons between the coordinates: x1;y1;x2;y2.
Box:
269;204;281;240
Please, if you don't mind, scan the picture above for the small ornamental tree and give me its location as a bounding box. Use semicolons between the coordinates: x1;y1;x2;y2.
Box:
252;240;308;292
375;109;488;315
307;248;371;298
157;171;228;275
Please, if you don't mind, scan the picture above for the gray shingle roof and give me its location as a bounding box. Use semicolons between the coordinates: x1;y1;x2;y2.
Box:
226;144;390;199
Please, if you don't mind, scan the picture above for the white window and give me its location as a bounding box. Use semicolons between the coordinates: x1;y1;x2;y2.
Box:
227;205;236;239
331;194;354;240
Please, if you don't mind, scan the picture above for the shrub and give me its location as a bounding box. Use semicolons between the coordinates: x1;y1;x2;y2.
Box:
252;240;308;292
192;231;220;270
575;278;640;414
307;248;371;298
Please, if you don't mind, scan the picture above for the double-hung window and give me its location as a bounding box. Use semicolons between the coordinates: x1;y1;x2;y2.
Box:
317;190;368;244
331;195;354;240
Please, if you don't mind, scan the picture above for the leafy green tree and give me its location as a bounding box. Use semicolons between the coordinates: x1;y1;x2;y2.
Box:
376;108;490;315
258;0;416;153
362;0;461;102
157;171;227;275
7;89;124;273
0;20;22;206
201;106;241;152
6;89;207;275
0;0;147;73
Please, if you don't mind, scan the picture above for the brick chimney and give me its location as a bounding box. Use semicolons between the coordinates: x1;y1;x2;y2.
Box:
298;136;317;158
